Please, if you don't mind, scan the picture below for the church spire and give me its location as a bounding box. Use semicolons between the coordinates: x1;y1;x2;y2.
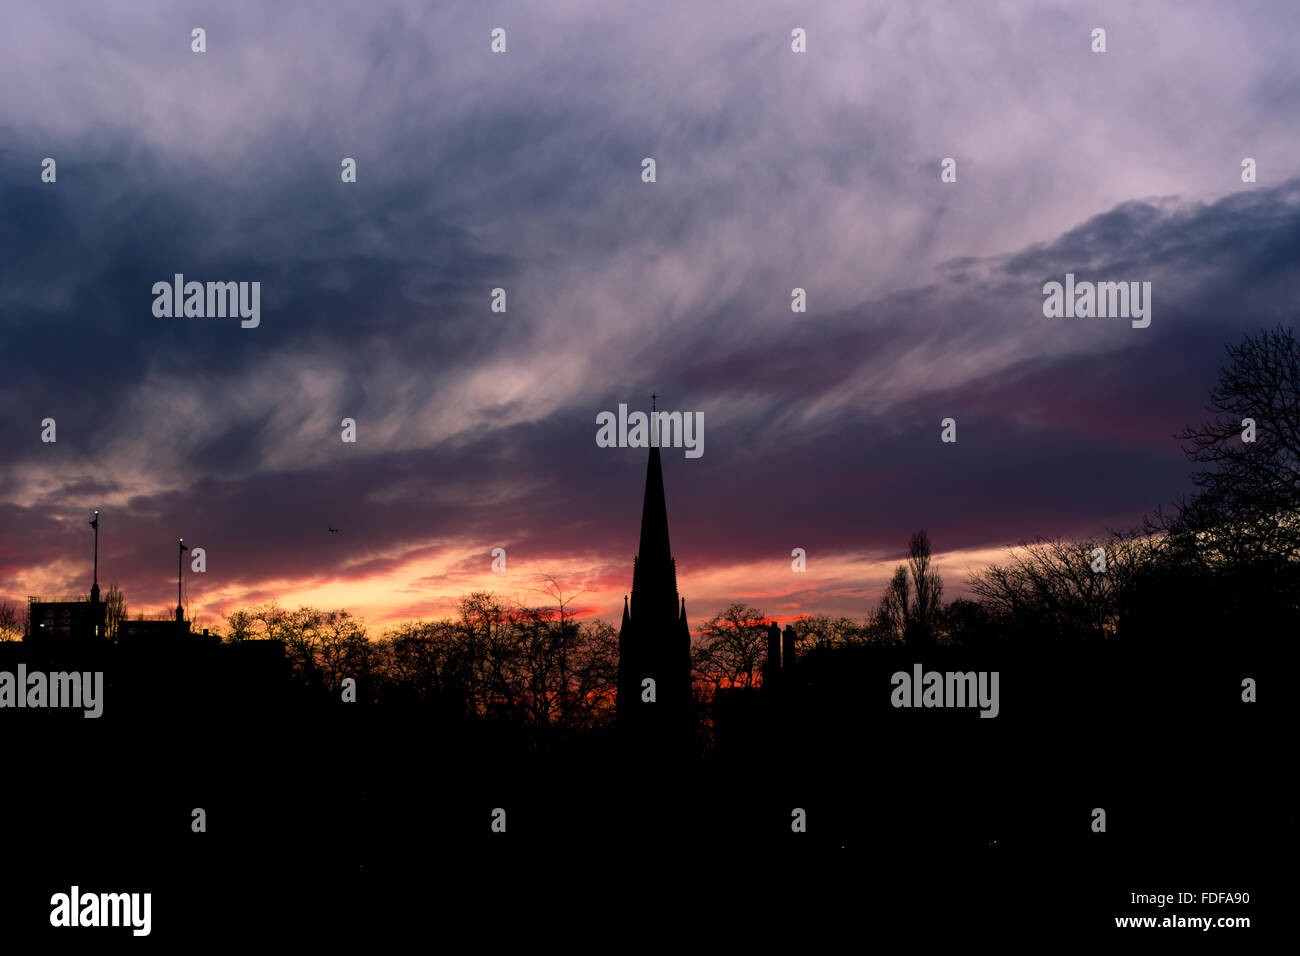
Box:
618;414;692;742
635;443;674;578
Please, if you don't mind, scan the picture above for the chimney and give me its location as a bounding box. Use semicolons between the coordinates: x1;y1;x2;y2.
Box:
782;625;797;670
763;621;781;688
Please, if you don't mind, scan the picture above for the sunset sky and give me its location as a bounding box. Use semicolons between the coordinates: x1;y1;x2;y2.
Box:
3;0;1299;633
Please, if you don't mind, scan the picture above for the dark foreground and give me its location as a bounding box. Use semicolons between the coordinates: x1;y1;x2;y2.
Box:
1;638;1286;944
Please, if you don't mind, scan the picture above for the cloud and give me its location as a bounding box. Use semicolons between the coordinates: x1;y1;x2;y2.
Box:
3;0;1298;624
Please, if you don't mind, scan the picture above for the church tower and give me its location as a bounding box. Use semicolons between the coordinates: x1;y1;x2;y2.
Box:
617;434;693;745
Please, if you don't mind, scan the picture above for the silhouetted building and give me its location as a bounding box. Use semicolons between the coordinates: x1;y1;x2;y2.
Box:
26;509;108;642
617;442;693;745
118;618;199;645
26;599;107;641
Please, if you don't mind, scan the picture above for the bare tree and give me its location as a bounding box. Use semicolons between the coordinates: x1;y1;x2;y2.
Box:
458;591;518;719
222;602;358;690
870;530;945;645
315;609;369;694
225;608;256;642
0;600;23;642
362;586;617;737
530;574;617;731
104;585;127;641
907;530;944;645
1174;325;1300;561
378;619;462;697
692;604;770;693
791;614;865;652
875;566;909;644
968;532;1159;642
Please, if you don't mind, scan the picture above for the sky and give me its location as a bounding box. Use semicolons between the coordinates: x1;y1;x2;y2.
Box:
2;0;1299;632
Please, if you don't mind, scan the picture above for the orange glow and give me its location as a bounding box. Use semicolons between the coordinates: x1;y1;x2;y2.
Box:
13;542;1013;638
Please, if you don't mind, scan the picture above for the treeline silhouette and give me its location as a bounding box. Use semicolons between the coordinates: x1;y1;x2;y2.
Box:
221;591;619;747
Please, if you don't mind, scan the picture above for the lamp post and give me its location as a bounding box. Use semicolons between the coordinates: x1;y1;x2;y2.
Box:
177;537;189;623
89;510;100;604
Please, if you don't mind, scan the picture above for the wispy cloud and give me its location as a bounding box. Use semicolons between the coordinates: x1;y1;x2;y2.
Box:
3;0;1297;626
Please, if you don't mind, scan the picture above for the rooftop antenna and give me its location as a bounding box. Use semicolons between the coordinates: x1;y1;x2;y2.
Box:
89;510;100;604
